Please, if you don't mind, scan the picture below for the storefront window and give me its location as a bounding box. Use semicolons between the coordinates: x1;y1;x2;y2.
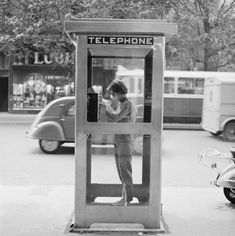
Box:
13;84;23;108
22;73;47;109
12;65;75;111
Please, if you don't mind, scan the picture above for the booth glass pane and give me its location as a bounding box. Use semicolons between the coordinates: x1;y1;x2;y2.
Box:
89;134;143;184
86;134;150;205
87;56;152;123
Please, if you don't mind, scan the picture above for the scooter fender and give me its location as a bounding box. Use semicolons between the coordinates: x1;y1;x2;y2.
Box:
216;167;235;189
30;121;65;140
220;163;235;176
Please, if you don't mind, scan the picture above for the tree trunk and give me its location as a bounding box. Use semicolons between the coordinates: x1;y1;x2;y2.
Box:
204;48;209;71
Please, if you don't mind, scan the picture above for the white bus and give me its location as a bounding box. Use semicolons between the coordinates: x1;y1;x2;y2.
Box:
115;66;235;123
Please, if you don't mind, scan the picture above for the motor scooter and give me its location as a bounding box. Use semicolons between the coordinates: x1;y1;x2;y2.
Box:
198;147;235;204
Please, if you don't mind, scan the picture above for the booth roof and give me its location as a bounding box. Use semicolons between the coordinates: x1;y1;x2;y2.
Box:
64;18;177;39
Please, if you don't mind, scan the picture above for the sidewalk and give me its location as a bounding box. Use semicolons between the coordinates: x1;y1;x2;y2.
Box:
1;185;235;236
0;112;36;124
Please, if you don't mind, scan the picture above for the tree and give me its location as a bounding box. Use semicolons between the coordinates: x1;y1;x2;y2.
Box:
0;0;234;71
0;0;173;61
169;0;235;71
0;0;88;65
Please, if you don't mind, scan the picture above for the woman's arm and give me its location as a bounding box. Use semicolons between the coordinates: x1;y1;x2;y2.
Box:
106;101;132;122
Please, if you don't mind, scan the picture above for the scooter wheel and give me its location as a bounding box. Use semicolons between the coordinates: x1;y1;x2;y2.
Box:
223;188;235;204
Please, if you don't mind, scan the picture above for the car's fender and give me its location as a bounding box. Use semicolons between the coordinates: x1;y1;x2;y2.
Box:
221;117;235;130
30;121;65;140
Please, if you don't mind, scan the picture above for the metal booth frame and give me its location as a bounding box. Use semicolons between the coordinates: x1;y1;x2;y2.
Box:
64;18;177;232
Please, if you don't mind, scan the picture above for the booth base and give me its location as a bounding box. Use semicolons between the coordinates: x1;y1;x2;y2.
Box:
65;212;166;234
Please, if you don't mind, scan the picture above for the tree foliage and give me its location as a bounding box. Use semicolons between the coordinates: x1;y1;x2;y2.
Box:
1;0;72;58
0;0;234;71
169;0;235;71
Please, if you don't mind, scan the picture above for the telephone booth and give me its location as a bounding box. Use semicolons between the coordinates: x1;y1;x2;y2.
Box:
64;19;177;232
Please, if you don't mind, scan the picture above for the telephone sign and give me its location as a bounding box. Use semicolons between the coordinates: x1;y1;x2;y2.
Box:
87;36;154;45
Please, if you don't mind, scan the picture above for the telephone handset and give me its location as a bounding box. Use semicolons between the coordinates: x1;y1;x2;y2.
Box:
87;93;98;122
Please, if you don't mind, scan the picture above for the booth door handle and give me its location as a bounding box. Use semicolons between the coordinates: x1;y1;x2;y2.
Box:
60;118;65;122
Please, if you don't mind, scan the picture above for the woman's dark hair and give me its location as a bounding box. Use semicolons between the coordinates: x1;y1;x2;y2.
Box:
107;80;128;95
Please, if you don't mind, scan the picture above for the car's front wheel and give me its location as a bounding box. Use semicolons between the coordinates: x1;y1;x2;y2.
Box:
223;122;235;141
39;139;61;154
133;136;143;155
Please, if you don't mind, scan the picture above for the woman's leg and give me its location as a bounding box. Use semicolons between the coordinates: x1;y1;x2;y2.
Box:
114;143;123;183
117;141;133;202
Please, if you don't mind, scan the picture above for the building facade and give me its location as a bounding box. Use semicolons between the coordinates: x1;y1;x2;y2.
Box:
0;51;118;114
9;51;75;113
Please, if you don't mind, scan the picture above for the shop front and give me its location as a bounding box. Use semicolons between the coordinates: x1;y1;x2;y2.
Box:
9;52;74;113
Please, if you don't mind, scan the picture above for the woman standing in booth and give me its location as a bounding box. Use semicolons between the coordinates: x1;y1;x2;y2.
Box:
100;80;137;206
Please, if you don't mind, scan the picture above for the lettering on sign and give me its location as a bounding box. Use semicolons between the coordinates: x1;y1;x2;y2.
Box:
87;36;154;45
13;52;70;65
45;75;70;86
34;52;69;65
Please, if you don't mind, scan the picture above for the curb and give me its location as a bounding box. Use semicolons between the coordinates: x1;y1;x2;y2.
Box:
0;113;36;124
163;123;202;130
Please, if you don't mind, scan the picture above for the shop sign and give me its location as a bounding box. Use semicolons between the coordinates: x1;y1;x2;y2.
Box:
34;52;70;65
45;75;70;86
14;52;70;65
87;36;154;45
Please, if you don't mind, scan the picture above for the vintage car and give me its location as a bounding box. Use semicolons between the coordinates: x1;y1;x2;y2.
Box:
27;96;76;153
27;96;143;154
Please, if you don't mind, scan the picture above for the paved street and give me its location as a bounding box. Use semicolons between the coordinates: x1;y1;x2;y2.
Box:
0;123;232;187
0;122;235;236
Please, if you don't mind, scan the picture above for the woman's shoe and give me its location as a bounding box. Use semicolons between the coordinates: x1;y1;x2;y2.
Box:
112;197;126;206
112;198;131;206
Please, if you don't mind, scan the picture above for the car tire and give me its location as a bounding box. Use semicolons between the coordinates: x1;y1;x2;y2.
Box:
133;136;143;155
223;187;235;204
222;122;235;142
39;139;61;154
